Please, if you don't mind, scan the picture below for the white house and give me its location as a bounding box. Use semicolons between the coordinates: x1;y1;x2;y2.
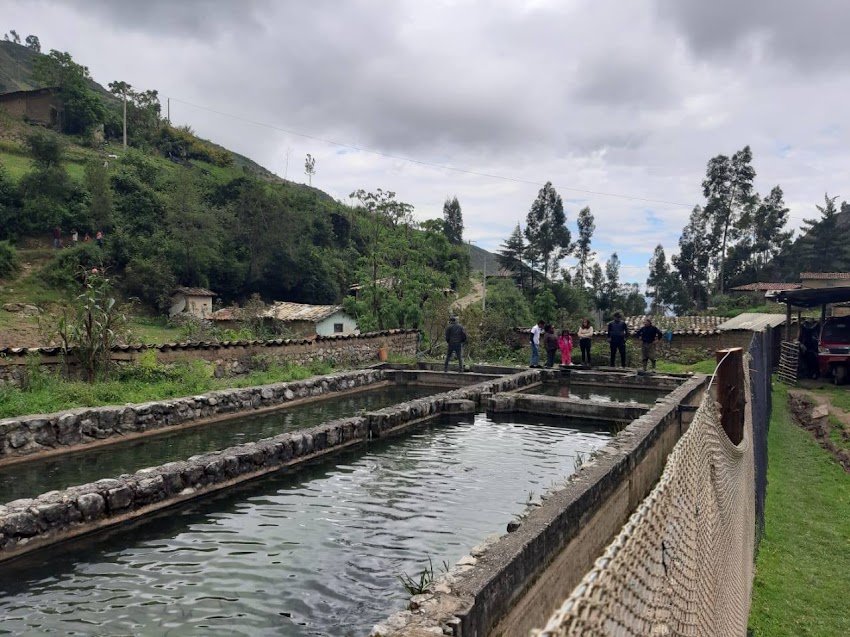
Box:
169;287;215;319
265;302;359;337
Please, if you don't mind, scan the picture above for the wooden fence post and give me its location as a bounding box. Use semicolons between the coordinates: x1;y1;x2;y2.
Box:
715;348;745;445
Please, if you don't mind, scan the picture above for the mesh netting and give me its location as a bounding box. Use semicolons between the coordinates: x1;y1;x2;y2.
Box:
532;357;756;637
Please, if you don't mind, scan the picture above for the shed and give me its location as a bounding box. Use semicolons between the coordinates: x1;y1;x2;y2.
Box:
800;272;850;289
264;302;358;337
0;87;64;129
169;287;216;319
718;313;789;367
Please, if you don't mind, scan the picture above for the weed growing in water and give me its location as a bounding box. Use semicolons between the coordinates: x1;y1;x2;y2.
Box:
398;556;436;596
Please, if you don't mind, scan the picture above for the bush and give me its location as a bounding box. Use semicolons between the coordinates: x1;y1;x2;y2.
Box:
41;242;105;287
0;240;20;278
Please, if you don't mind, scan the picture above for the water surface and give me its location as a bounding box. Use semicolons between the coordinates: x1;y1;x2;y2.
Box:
524;382;668;404
0;413;610;636
0;385;438;503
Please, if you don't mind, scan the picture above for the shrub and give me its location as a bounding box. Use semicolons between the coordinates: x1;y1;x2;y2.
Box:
0;240;20;278
41;242;105;287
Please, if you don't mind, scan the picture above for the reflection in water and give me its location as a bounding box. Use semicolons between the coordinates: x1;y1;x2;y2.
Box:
0;386;438;503
0;413;609;637
526;382;668;404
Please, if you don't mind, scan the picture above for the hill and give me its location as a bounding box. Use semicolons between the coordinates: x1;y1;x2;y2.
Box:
468;242;499;274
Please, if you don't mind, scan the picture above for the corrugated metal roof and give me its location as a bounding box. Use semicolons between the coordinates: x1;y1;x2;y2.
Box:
800;272;850;280
730;282;801;291
717;313;787;332
265;302;344;322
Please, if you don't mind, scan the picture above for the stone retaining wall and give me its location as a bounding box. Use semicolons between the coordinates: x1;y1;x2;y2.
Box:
372;374;708;637
0;370;542;563
0;330;417;387
487;392;652;423
0;369;386;463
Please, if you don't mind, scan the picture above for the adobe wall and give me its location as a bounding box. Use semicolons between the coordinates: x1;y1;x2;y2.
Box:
0;329;417;388
0;370;541;563
371;374;708;637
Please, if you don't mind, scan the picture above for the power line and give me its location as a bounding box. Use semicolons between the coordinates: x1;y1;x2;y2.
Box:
167;95;817;224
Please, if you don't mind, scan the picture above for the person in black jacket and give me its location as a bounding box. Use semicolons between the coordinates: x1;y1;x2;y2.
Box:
607;312;629;367
635;318;663;371
444;316;467;373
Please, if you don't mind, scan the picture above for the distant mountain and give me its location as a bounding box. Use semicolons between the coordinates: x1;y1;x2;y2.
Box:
468;243;500;274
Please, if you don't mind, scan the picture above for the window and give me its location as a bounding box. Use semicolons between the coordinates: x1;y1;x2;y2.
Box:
334;323;344;333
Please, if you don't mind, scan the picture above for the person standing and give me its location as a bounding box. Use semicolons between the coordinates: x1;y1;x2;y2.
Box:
607;312;629;367
558;329;573;365
71;229;79;245
543;324;559;368
53;227;61;249
96;230;103;247
444;316;467;373
577;319;593;364
529;319;544;368
635;318;663;371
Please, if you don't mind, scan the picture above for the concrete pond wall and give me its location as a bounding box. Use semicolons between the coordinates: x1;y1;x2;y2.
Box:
0;370;541;563
372;373;708;637
0;329;418;388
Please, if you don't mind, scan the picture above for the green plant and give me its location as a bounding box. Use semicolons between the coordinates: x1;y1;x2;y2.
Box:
0;240;20;278
398;557;436;596
56;268;128;381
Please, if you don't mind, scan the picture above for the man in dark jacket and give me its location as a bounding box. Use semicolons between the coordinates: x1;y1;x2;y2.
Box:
444;316;468;373
635;318;663;371
607;312;629;367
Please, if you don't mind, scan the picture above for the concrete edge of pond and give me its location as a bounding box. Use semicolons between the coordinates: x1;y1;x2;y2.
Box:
0;370;544;564
486;392;653;425
370;373;708;637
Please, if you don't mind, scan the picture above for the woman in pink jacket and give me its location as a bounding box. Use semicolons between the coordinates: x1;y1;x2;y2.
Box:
558;329;573;365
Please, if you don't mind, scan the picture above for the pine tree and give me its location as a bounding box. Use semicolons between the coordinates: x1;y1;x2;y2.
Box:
524;182;571;284
442;196;463;245
497;223;529;293
574;206;595;287
798;194;850;272
646;244;669;314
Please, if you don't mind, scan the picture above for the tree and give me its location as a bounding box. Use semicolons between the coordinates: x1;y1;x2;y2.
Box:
85;160;113;231
25;34;40;52
532;288;558;324
701;146;756;293
33;50;105;134
590;262;605;310
524;181;571;284
497;223;530;294
672;207;712;311
442;196;463;245
602;252;621;313
646;244;670;314
304;154;316;186
8;30;20;44
734;185;792;281
574;206;595;287
797;194;850;272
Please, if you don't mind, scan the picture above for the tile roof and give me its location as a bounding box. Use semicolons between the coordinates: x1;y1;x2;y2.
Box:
264;302;345;322
730;282;801;291
209;307;239;321
174;286;215;297
800;272;850;280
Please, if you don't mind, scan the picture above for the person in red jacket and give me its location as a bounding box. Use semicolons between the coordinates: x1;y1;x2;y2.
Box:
558;329;573;365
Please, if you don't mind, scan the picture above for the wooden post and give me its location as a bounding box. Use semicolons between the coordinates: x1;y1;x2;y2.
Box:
715;348;745;445
785;302;792;341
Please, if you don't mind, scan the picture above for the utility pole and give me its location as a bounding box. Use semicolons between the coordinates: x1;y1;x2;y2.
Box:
122;88;127;149
482;252;487;312
167;97;170;124
283;147;292;183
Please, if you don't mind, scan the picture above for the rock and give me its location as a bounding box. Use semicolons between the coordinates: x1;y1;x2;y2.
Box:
506;519;521;533
2;302;23;313
811;404;830;420
55;414;81;446
106;485;133;511
77;493;105;520
0;512;38;537
27;419;56;446
8;429;30;449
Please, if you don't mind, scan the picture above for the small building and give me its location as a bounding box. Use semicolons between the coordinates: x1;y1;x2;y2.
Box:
208;306;241;329
169;287;215;319
0;87;64;129
730;282;801;293
264;302;358;337
800;272;850;289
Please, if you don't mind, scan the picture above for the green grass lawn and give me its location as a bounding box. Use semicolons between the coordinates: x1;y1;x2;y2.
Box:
748;384;850;636
655;358;717;375
127;316;185;344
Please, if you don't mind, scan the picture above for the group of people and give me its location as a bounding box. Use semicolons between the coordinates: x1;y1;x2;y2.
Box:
530;313;666;371
52;227;104;249
442;313;667;373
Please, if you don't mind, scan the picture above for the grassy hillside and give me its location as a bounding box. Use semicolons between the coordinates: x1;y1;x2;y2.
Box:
0;40;38;92
468;242;499;274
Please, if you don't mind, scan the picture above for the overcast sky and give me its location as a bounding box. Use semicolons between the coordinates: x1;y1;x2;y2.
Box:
6;0;850;284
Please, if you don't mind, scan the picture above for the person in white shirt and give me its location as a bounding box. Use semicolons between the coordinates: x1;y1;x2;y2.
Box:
577;318;594;365
529;319;544;368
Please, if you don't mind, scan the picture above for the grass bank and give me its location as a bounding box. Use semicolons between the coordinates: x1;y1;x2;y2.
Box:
748;384;850;636
0;358;336;418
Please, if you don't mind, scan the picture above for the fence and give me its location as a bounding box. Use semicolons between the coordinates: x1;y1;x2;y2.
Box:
532;335;772;636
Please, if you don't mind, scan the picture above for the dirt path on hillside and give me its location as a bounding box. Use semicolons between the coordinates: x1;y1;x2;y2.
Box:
788;389;850;472
454;281;483;310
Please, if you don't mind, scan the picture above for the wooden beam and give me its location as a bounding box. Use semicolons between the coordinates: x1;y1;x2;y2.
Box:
715;348;745;445
785;302;792;341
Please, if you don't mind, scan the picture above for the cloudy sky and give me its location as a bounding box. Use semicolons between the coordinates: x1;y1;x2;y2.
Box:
6;0;850;284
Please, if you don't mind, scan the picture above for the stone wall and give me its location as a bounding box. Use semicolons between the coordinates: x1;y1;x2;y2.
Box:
371;374;708;637
487;392;652;423
0;369;386;462
0;370;543;563
0;329;417;388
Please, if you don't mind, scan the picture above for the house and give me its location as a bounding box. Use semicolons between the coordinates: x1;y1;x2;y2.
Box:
264;302;358;337
169;287;215;319
800;272;850;289
730;282;801;293
208;306;240;329
0;87;64;129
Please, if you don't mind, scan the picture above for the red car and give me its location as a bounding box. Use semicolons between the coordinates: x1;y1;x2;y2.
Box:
819;317;850;385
